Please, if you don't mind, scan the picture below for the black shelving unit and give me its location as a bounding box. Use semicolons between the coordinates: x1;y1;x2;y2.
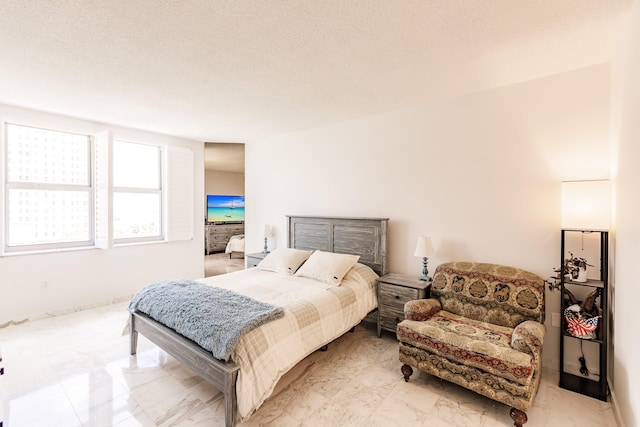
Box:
559;229;608;401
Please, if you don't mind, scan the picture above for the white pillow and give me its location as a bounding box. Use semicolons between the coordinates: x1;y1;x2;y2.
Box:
294;250;360;286
342;262;379;288
257;248;312;275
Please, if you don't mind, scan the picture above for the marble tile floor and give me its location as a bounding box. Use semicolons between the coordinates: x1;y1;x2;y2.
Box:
204;252;244;277
0;302;618;427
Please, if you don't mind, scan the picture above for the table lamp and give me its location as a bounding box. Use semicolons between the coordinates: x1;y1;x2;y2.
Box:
263;225;272;253
414;236;435;281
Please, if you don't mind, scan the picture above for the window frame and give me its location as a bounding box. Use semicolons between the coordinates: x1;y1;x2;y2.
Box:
1;120;195;256
111;139;164;245
3;122;95;253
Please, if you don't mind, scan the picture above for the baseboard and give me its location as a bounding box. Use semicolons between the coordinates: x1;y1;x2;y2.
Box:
609;380;626;427
1;294;133;329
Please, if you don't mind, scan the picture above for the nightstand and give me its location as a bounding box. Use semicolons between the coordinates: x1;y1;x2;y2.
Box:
377;273;431;337
246;252;268;268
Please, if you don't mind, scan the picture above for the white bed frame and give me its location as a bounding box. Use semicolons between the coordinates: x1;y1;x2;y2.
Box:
129;215;388;427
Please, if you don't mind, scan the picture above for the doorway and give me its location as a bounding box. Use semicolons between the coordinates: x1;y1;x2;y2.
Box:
204;142;245;277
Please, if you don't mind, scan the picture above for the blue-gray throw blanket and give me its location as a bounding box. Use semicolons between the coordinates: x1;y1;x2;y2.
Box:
129;280;284;361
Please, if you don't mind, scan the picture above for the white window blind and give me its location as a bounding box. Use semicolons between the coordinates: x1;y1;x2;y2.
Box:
94;130;112;249
165;146;194;242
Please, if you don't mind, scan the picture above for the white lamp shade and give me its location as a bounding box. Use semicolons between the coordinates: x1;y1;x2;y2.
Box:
561;180;610;231
414;236;435;258
263;225;273;238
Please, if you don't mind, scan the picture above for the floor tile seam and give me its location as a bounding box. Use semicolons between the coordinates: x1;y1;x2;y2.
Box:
4;392;85;426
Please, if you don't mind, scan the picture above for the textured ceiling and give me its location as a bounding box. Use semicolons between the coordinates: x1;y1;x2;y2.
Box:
0;1;633;145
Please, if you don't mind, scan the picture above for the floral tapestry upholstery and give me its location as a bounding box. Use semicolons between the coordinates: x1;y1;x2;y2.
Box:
397;261;546;413
430;262;545;327
398;312;535;386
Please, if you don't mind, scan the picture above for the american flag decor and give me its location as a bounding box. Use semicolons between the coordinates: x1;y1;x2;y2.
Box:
564;309;600;339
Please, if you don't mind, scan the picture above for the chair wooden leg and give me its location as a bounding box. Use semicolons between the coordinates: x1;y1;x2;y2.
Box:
510;408;527;427
401;364;413;382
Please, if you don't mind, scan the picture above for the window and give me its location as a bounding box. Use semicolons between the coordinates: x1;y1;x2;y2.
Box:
4;123;93;251
112;140;162;243
3;122;193;254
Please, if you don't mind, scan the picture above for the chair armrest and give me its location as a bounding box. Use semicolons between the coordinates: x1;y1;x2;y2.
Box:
404;298;442;321
511;321;546;357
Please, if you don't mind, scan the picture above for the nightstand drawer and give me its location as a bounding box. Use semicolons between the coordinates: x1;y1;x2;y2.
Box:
209;233;229;242
376;274;430;337
379;313;404;333
378;282;419;312
378;282;419;332
246;252;268;268
211;226;243;235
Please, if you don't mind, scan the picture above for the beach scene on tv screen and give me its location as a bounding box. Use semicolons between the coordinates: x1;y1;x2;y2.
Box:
207;195;245;222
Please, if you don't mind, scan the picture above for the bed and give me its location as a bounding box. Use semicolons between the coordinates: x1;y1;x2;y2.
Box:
225;234;245;258
129;215;388;427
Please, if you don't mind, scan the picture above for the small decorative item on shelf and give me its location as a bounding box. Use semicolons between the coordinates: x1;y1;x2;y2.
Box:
563;252;593;282
562;288;601;340
564;305;600;339
547;252;593;289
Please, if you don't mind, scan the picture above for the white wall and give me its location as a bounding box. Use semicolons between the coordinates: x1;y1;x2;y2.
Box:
245;63;611;370
205;170;245;197
0;104;205;324
611;1;640;425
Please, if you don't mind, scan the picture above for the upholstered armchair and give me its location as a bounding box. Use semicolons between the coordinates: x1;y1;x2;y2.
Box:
397;262;545;427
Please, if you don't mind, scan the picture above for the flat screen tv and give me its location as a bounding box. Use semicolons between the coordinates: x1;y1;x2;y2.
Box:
207;195;245;223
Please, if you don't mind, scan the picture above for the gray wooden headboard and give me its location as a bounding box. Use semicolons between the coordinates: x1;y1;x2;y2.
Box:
286;215;388;276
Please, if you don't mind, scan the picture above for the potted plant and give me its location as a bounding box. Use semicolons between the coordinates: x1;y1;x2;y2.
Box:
546;252;594;290
563;252;593;282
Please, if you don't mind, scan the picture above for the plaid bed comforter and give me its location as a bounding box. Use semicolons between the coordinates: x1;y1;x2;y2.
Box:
198;263;378;420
